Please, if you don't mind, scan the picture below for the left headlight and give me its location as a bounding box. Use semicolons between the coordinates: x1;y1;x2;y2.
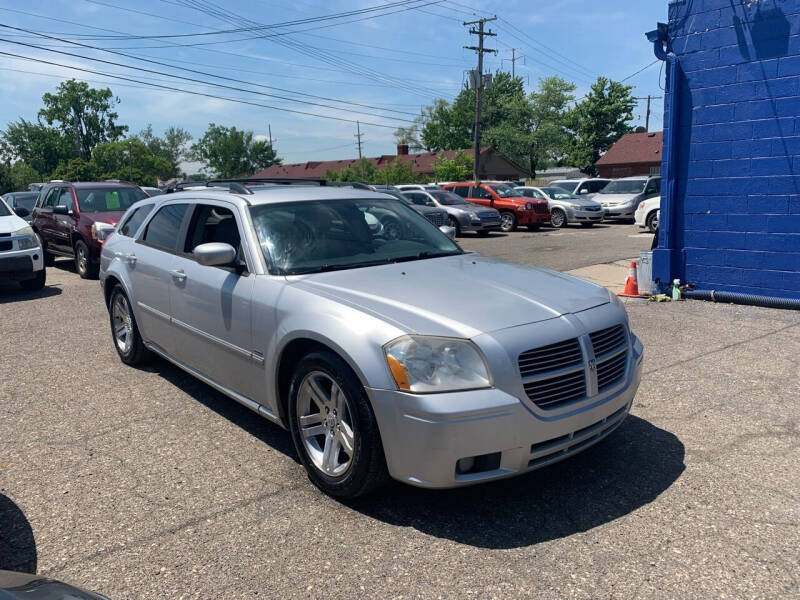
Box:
91;221;116;241
14;226;39;250
384;335;492;393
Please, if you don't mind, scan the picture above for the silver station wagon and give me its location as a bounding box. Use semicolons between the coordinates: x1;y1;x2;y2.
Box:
100;182;644;498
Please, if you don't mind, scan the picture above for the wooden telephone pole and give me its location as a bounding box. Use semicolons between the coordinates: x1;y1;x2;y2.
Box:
464;16;497;181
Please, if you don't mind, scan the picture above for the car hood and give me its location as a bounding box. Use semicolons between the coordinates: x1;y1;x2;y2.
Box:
288;254;610;338
596;193;639;204
81;211;126;226
0;213;28;233
552;197;600;208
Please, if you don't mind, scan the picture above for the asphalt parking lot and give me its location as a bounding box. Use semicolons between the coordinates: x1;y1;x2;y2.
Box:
1;223;798;599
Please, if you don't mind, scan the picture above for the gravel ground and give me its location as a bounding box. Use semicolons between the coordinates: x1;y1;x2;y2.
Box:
0;225;798;599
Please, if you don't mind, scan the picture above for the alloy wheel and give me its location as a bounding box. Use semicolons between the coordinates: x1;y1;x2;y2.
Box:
296;371;356;477
76;244;88;275
112;293;134;354
500;212;515;232
551;209;566;228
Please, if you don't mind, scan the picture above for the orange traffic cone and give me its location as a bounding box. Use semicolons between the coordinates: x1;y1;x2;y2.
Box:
618;261;641;298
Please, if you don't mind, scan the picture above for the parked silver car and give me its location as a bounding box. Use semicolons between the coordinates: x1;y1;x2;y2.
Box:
549;178;611;197
402;189;501;236
595;176;661;221
100;186;643;498
517;186;604;228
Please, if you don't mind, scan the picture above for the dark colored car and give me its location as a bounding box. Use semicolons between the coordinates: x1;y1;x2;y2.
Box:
0;570;108;599
370;186;449;230
1;192;39;223
32;181;147;279
441;182;550;232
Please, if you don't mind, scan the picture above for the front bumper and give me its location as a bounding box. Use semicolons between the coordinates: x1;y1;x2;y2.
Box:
517;210;551;225
566;207;604;223
0;247;44;281
369;333;644;488
602;203;637;218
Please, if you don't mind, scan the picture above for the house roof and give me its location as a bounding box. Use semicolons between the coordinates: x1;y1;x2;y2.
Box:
254;147;508;179
594;131;663;167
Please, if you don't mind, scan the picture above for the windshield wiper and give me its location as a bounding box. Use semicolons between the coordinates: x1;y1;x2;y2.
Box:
391;251;461;263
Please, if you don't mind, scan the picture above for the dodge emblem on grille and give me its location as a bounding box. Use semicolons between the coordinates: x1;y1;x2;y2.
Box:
588;359;597;371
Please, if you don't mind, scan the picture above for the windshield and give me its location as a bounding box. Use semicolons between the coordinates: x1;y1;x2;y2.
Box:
76;187;147;212
250;197;462;275
489;184;522;198
543;188;579;200
429;191;469;206
550;181;578;192
10;193;38;211
0;199;10;217
599;180;647;194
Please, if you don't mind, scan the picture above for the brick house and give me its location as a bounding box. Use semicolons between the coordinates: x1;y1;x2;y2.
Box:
651;0;800;300
594;131;663;178
254;145;530;181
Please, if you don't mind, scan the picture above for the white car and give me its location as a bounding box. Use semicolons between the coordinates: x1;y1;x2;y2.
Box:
0;197;46;290
635;196;660;233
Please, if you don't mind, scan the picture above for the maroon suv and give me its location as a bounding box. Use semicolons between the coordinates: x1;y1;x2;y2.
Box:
32;181;147;278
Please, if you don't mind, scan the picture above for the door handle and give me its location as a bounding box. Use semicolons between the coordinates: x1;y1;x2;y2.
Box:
115;252;137;266
170;269;186;282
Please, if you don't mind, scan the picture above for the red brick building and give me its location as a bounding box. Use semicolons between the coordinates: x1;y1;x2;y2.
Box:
254;145;530;181
594;131;663;178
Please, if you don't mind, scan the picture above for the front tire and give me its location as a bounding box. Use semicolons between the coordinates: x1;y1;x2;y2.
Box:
646;211;659;233
499;211;517;232
550;208;567;228
288;351;388;499
20;269;46;291
109;285;150;366
74;239;98;279
448;217;461;237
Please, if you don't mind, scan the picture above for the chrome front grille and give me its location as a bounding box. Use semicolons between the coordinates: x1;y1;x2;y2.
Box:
518;324;629;410
585;206;602;212
518;338;582;377
478;211;499;221
523;369;586;408
533;202;549;214
424;211;446;227
590;325;629;391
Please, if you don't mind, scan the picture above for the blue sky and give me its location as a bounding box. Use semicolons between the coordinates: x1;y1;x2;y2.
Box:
0;0;667;171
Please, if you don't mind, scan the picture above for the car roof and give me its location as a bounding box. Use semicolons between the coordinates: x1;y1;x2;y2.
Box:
44;181;140;189
615;176;650;180
158;185;397;206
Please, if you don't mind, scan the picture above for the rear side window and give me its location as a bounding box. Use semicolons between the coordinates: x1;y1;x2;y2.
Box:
142;204;188;251
118;204;154;237
470;186;489;199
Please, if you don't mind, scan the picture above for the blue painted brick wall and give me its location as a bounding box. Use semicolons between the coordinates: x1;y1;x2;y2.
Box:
664;0;800;299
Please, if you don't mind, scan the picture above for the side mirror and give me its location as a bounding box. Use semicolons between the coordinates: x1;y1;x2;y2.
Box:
193;242;237;267
53;205;70;215
14;207;30;218
426;201;437;207
439;225;456;240
578;189;588;195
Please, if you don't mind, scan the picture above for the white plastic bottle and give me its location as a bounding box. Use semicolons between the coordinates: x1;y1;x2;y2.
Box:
671;279;681;301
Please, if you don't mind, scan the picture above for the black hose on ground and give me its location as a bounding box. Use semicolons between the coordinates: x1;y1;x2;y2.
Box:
683;289;800;310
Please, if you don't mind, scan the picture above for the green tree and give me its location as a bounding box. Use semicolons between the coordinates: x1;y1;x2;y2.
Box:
91;139;172;186
564;77;636;174
38;80;128;160
137;124;192;178
8;161;41;191
432;150;471;182
49;157;100;183
0;163;12;195
189;124;282;177
326;158;380;183
0;118;74;176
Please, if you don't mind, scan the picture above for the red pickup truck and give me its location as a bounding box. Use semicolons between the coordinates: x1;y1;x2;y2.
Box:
441;182;550;232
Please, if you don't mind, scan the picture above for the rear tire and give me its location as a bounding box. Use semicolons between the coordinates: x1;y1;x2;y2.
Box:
20;269;46;291
109;284;150;366
74;239;98;279
288;351;389;499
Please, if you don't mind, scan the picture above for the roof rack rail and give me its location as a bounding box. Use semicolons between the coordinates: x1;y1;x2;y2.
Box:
165;180;254;195
165;177;374;194
208;177;330;186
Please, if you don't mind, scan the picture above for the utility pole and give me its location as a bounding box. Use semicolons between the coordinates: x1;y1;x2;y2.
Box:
355;120;363;159
128;139;133;182
503;48;525;79
464;16;497;182
267;123;273;148
645;95;651;132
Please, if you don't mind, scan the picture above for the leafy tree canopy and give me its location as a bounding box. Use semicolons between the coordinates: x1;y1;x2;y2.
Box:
137;124;192;179
38;79;128;160
189;124;281;178
432;150;471;182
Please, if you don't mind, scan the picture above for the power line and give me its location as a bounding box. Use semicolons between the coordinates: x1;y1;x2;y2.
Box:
0;24;422;119
0;50;407;129
619;59;660;83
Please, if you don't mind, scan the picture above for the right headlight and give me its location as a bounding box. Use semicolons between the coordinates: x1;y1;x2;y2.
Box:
384;335;492;393
14;226;39;250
